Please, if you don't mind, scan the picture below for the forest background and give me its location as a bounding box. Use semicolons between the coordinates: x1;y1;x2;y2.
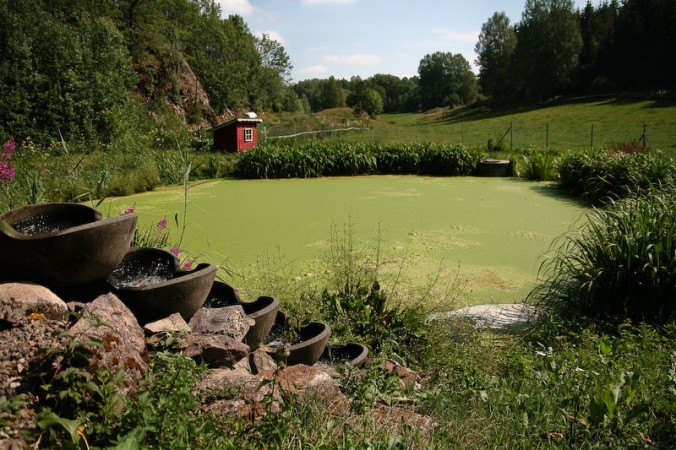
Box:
1;0;675;149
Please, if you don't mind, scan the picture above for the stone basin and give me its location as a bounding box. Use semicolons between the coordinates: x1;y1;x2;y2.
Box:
203;281;280;350
265;311;331;366
477;159;513;177
318;343;369;368
108;247;216;324
0;203;137;287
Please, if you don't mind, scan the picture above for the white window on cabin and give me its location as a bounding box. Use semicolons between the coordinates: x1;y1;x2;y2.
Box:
244;128;253;142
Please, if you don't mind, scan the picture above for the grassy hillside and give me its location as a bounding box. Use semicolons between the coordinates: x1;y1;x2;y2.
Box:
295;99;676;156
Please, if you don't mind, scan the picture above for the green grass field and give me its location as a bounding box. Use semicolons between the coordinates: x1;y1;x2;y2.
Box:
104;176;587;309
282;99;676;156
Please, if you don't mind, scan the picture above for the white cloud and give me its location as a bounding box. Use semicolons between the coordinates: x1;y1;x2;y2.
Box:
324;54;382;65
432;29;479;44
302;0;355;4
217;0;254;16
306;46;330;53
254;30;288;45
301;65;329;75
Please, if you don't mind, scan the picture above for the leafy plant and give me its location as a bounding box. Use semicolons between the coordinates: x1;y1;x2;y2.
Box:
519;146;557;180
557;150;675;204
528;187;675;323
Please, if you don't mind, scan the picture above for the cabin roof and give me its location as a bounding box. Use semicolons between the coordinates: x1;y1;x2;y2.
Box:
209;118;263;132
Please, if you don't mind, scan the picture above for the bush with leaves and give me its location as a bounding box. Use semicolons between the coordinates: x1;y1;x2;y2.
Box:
557;150;675;205
235;141;483;179
528;187;675;323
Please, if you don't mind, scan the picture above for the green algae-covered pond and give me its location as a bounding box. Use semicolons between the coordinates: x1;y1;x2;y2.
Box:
104;176;587;306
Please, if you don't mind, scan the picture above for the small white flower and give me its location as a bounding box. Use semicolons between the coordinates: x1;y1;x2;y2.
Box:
574;367;585;372
536;351;547;357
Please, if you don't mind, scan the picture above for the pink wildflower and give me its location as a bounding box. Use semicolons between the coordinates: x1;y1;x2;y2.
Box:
170;246;180;256
184;261;193;270
157;216;167;229
124;206;135;214
0;137;16;185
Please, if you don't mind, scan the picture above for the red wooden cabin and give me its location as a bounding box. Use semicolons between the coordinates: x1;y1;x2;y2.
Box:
210;118;263;152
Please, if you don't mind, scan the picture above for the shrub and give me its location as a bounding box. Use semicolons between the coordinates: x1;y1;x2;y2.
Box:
418;143;481;176
528;188;675;323
557;151;675;205
235;141;483;179
519;146;558;181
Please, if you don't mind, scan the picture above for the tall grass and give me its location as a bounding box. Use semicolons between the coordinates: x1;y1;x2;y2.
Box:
528;187;675;323
235;142;483;179
556;150;675;205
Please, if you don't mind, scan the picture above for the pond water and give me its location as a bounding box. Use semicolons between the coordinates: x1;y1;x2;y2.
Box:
103;176;588;306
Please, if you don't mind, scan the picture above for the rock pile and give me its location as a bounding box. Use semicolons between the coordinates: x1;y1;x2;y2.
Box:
0;282;426;448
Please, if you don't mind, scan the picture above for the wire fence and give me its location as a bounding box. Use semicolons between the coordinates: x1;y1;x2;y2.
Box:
258;118;675;155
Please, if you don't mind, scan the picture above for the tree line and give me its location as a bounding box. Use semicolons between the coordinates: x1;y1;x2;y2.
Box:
0;0;295;146
1;0;673;147
476;0;676;104
296;0;675;115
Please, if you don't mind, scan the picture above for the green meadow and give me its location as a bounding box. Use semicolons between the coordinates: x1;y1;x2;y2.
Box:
315;99;676;155
104;176;587;308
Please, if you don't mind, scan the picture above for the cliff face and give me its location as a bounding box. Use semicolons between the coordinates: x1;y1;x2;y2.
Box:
165;60;215;130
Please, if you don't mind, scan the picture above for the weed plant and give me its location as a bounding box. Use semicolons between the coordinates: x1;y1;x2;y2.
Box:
528;187;675;323
519;146;559;181
557;150;675;205
235;141;483;179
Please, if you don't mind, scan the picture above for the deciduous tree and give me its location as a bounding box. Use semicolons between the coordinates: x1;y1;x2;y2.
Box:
475;11;517;102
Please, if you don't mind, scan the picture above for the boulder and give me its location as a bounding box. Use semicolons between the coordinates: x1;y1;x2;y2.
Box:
263;364;348;416
182;333;249;369
144;313;191;336
0;283;68;324
69;293;148;392
249;348;278;375
198;367;282;419
363;358;422;390
188;305;253;341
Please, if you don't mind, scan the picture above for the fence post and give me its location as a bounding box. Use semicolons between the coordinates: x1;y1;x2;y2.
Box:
590;123;594;149
510;121;513;150
642;124;647;149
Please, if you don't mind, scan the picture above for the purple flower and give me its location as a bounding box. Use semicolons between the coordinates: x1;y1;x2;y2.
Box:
157;216;167;229
124;206;135;214
1;137;16;185
170;246;180;256
183;261;193;270
1;137;15;158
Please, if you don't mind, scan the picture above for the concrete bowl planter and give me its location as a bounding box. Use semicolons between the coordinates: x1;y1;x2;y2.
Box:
264;312;331;366
204;281;280;350
477;159;513;177
0;203;137;287
107;247;216;324
319;343;369;368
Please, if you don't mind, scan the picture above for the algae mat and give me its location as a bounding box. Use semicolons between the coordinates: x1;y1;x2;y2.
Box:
106;176;587;306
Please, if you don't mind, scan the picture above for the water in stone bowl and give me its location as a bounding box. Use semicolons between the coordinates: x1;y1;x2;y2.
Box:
0;202;137;287
108;247;216;324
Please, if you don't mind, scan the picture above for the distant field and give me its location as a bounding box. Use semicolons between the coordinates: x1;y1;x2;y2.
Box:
307;99;676;156
105;176;587;309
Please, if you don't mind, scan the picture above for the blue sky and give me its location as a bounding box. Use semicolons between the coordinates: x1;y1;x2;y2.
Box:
217;0;591;82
